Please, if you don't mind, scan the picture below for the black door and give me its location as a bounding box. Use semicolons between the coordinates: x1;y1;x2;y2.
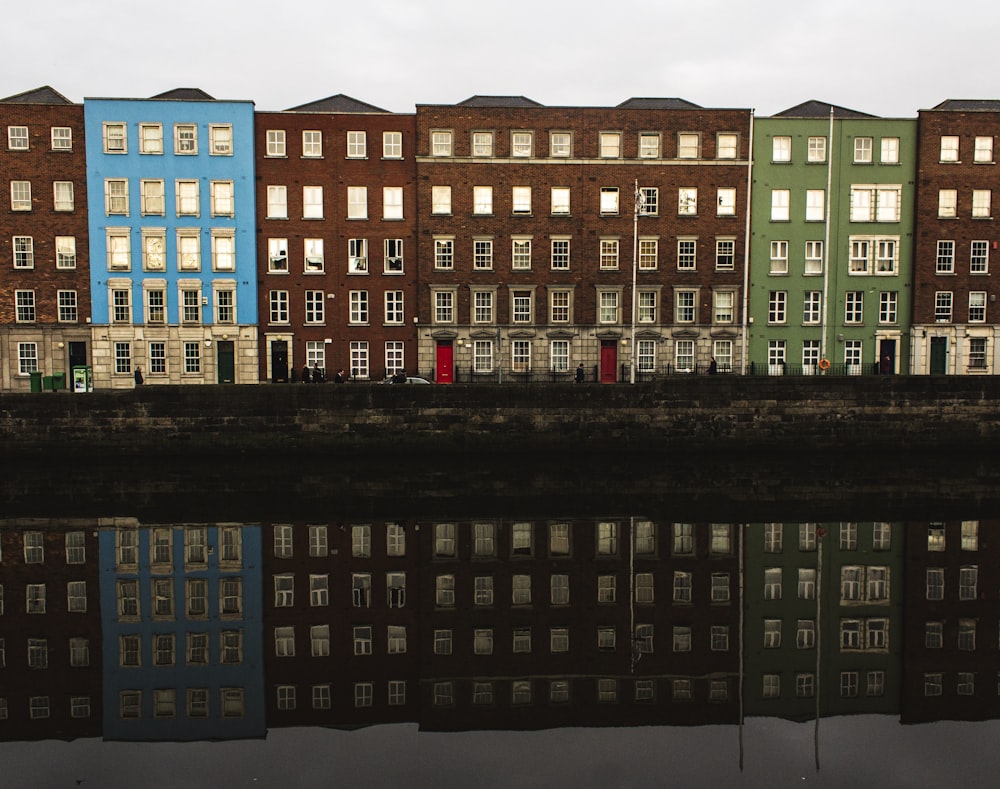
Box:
271;340;289;383
930;337;947;375
68;341;87;370
878;339;896;375
217;341;235;384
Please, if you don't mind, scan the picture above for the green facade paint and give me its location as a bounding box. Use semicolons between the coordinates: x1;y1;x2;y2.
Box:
744;522;904;720
748;109;917;375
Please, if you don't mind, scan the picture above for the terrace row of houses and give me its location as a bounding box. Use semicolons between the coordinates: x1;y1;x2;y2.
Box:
3;86;1000;390
1;520;997;740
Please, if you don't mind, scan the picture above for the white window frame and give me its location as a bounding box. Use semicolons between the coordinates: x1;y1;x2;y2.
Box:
266;129;286;157
383;131;402;159
103;122;126;153
772;136;791;162
347;186;368;219
347;130;367;158
51;126;73;151
174;123;197;155
209;124;232;155
383;186;403;220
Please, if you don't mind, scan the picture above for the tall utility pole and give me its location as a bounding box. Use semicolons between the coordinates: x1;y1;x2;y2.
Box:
631;180;643;384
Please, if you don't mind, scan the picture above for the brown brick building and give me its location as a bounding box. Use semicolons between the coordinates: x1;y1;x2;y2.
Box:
0;87;92;391
254;97;418;382
413;98;751;382
913;101;1000;374
258;518;740;731
261;519;421;727
901;520;1000;723
418;519;740;730
0;519;103;740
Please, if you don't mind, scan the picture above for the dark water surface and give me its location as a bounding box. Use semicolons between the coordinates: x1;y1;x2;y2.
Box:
2;453;1000;788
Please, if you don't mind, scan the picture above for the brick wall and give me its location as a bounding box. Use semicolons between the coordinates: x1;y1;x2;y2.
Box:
914;109;1000;325
0;102;91;323
3;376;1000;459
254;111;419;381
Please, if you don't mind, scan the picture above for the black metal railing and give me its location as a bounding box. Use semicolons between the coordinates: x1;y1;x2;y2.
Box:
746;361;881;377
446;363;738;384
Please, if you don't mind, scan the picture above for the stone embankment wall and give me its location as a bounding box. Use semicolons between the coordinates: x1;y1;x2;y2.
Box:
1;377;999;459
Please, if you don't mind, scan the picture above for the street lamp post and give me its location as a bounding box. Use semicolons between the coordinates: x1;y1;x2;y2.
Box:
630;180;643;384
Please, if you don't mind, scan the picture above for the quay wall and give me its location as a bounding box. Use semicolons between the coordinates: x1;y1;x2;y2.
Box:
1;377;999;460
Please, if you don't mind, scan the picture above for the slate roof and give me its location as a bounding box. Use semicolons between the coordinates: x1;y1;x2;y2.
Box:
772;100;876;119
617;97;702;110
930;99;1000;112
150;88;217;101
455;96;544;108
285;94;388;113
0;85;75;104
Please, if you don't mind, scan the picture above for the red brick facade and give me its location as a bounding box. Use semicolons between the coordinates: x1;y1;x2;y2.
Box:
254;109;418;382
0;522;103;740
0;93;92;388
414;101;751;381
913;108;1000;325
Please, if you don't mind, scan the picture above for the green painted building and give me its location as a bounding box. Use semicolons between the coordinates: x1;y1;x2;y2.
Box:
747;103;917;375
744;522;904;720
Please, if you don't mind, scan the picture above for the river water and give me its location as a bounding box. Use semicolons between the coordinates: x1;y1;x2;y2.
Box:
2;454;999;788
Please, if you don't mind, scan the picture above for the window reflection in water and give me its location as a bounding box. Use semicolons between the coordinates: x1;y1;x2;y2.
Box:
2;517;998;745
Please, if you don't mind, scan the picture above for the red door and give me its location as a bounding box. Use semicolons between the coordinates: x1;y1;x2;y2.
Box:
600;341;618;383
435;341;454;384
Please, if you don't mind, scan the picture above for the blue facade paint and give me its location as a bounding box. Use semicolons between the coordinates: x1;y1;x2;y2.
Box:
99;523;265;741
83;97;258;326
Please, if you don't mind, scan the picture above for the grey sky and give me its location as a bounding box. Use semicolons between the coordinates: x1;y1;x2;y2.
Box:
3;1;994;116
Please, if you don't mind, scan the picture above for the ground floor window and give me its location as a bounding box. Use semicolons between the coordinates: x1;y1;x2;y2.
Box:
512;340;531;372
550;340;569;372
474;341;493;373
17;342;38;375
675;340;694;371
802;340;820;372
114;342;132;374
713;339;733;372
970;338;988;370
184;341;201;374
149;341;166;374
768;340;785;375
350;341;369;380
306;341;325;370
637;339;656;372
385;341;404;376
845;340;863;374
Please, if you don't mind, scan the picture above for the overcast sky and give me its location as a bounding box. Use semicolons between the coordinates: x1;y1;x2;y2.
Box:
3;1;995;117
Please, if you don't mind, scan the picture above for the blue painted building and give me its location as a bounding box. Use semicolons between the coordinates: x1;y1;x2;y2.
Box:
83;89;258;387
98;520;265;741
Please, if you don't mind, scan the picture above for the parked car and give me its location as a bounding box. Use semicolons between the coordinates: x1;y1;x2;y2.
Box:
380;376;432;384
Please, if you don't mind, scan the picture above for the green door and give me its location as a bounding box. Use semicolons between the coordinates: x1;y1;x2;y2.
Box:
930;337;947;375
217;341;235;384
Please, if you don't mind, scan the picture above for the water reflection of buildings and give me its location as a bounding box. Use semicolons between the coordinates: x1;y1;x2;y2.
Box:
98;520;266;740
0;519;103;740
0;519;997;741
